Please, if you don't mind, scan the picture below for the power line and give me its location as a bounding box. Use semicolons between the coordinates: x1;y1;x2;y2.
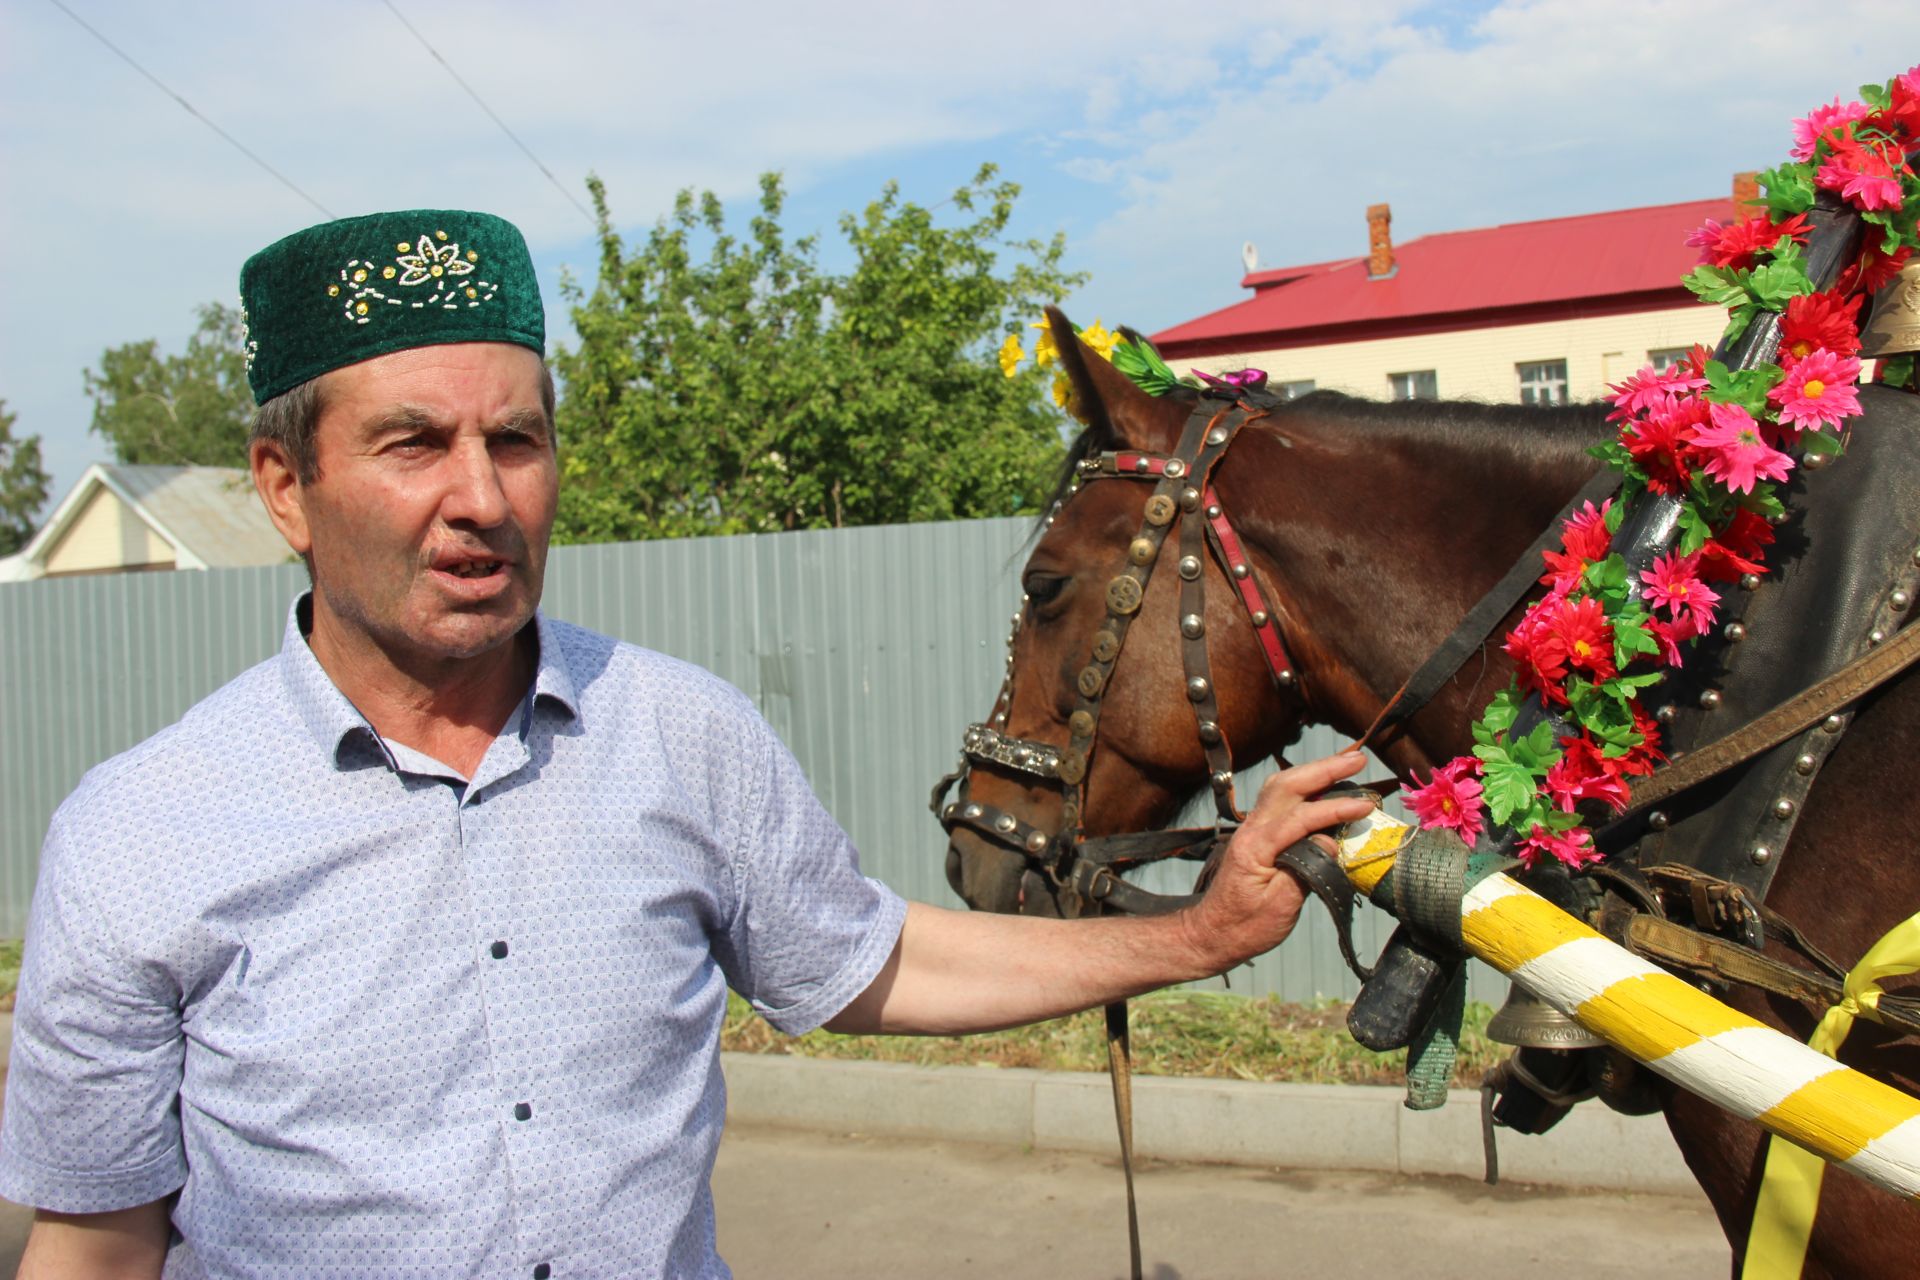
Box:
45;0;334;219
380;0;597;228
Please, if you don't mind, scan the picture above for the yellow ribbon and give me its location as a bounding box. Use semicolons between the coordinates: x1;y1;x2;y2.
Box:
1742;910;1920;1280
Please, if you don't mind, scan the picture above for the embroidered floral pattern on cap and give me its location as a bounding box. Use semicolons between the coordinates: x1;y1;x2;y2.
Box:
328;228;498;325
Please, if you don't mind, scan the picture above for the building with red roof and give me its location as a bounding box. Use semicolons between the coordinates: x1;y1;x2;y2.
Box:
1151;179;1753;406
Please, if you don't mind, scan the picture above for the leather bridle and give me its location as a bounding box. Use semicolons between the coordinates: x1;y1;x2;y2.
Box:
932;388;1305;917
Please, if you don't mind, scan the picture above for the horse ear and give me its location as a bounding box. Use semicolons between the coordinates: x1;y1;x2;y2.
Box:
1046;307;1181;453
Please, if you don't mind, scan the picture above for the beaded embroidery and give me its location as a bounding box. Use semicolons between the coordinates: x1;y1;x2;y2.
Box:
330;228;499;325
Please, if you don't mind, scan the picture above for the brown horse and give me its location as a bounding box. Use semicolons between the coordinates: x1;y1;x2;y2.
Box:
943;312;1920;1277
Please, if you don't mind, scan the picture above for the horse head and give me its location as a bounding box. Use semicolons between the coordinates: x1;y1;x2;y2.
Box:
942;308;1316;917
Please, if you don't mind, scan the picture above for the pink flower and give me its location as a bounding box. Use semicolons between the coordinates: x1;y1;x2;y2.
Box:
1641;549;1722;637
1406;758;1486;847
1689;401;1793;494
1817;157;1904;211
1646;615;1690;667
1517;824;1602;871
1767;348;1862;433
1607;363;1708;422
1791;98;1870;161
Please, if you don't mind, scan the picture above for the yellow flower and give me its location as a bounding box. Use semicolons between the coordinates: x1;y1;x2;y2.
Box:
1051;371;1072;409
998;332;1025;378
1030;319;1060;369
1080;320;1120;362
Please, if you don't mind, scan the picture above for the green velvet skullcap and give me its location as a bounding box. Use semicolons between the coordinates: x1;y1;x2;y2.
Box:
239;209;544;404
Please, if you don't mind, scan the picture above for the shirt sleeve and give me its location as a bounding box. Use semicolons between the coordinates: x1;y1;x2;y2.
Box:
711;720;907;1036
0;810;189;1212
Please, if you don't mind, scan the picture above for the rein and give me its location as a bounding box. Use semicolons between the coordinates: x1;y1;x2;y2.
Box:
932;389;1302;917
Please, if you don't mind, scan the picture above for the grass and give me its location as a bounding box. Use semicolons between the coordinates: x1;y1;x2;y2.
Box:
0;939;19;1011
723;988;1505;1088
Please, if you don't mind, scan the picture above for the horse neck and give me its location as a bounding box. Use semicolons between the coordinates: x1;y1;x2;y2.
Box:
1218;398;1609;777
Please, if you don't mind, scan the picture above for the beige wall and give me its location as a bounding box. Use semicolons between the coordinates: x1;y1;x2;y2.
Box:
43;486;175;576
1189;304;1724;404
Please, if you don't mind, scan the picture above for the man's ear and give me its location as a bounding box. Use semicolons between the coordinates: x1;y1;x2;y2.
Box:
1047;307;1186;454
251;438;312;557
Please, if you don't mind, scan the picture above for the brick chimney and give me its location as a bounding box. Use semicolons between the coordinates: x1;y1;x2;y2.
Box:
1732;170;1759;218
1366;203;1395;279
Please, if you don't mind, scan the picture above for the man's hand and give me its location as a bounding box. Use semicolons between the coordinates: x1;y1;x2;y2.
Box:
1174;751;1375;977
826;751;1376;1037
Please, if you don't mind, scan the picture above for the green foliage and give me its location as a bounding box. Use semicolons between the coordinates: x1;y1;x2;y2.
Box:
1757;161;1816;218
553;165;1085;542
84;303;254;468
1473;719;1561;829
0;401;51;556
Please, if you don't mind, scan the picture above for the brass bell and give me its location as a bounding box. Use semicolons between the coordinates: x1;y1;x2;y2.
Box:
1485;981;1606;1049
1859;257;1920;359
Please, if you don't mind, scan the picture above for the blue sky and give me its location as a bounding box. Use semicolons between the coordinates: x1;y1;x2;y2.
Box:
0;0;1907;516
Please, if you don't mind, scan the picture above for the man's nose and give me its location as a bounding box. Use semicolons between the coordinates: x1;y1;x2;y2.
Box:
442;438;511;527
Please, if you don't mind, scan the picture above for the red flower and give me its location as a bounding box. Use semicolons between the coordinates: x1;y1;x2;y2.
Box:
1621;703;1667;777
1791;98;1871;161
1646;615;1690;667
1839;243;1913;297
1406;758;1486;847
1504;602;1570;705
1517;824;1602;871
1538;499;1614;594
1885;64;1920;135
1685;211;1812;270
1625;396;1705;494
1780;290;1863;365
1696;508;1775;584
1542;593;1616;682
1546;736;1631;814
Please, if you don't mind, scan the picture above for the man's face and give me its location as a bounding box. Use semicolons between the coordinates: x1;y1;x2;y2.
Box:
276;342;558;673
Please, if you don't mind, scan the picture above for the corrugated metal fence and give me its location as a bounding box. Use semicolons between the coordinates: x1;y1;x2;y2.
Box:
0;518;1502;1004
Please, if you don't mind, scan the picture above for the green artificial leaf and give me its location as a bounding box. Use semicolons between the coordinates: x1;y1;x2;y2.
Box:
1612;610;1662;669
1862;81;1892;110
1476;685;1521;742
1676;502;1712;556
1883;354;1917;386
1509;719;1562;773
1747;252;1814;311
1111;337;1184;397
1604;499;1625;534
1802;428;1845;457
1743;483;1787;520
1582;553;1630;603
1758;163;1817;218
1703;361;1783;416
1476;751;1545;828
1683;266;1748;307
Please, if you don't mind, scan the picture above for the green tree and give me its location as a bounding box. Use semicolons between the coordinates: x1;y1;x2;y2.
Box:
553;164;1082;542
83;302;254;468
0;399;51;556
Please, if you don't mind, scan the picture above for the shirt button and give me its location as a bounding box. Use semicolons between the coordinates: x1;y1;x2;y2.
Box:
513;1102;532;1122
534;1266;551;1279
491;940;510;960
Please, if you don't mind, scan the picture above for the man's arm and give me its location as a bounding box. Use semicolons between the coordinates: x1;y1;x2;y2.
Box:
826;752;1374;1035
18;1202;171;1280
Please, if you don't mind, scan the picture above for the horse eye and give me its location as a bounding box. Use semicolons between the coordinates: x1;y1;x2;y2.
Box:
1023;573;1068;606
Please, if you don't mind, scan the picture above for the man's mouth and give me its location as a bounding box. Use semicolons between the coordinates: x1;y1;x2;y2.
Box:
442;559;505;579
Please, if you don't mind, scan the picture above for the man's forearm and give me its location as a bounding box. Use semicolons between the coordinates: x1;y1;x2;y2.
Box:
19;1202;172;1280
825;899;1241;1035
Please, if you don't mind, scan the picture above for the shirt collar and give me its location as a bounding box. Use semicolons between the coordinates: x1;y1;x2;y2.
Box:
278;593;581;770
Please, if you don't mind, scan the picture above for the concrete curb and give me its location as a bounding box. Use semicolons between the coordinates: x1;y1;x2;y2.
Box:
721;1052;1698;1193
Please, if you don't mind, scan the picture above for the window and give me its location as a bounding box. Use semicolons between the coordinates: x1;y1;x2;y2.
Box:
1278;379;1316;401
1647;347;1692;372
1517;359;1568;406
1387;370;1438;401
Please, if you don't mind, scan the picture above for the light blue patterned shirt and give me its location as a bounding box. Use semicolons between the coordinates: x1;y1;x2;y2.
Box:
0;598;907;1278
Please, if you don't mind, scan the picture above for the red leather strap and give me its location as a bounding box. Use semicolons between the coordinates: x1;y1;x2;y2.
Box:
1204;484;1297;689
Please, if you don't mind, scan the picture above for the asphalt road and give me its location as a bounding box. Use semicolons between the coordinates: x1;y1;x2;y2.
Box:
0;1122;1730;1278
712;1125;1729;1280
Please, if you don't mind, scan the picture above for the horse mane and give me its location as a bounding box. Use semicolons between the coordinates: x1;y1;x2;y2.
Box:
1037;389;1613;527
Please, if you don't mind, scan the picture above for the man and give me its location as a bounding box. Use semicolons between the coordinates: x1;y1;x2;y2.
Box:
0;210;1371;1277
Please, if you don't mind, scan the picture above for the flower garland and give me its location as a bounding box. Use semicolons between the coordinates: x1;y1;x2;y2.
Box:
1404;65;1920;870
